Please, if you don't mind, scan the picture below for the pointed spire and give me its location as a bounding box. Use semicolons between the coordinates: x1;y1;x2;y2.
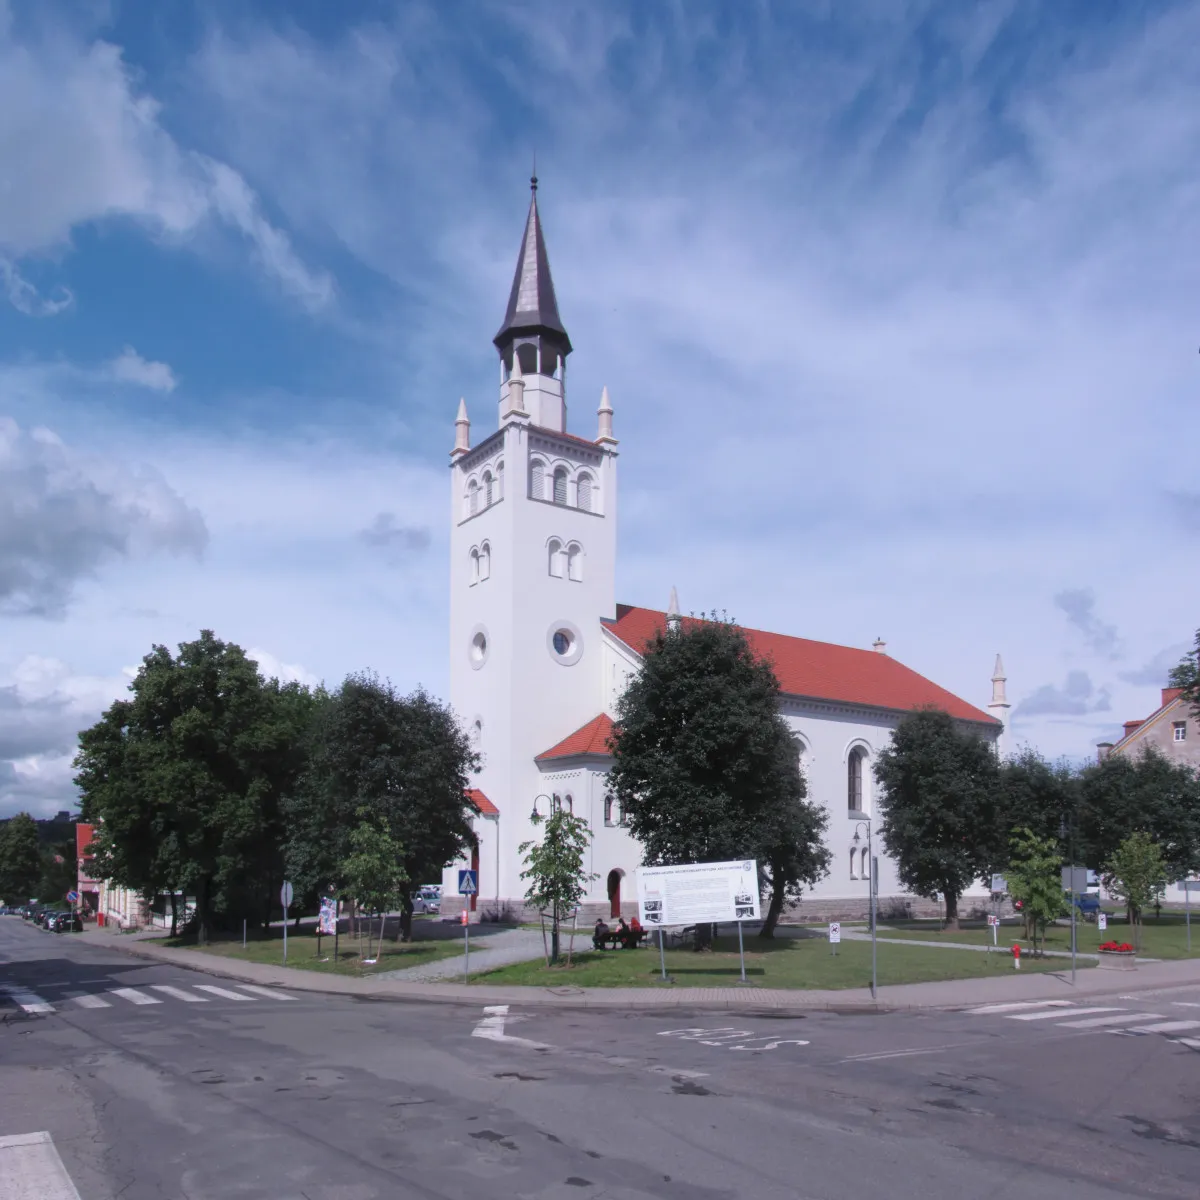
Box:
452;398;470;458
493;181;572;354
990;654;1010;707
992;654;1006;681
504;351;526;418
667;586;681;634
597;385;616;443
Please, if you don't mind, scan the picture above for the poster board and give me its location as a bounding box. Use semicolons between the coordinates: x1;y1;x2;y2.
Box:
636;859;760;926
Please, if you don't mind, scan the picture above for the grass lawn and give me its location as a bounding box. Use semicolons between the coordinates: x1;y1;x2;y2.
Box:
162;926;468;977
864;913;1200;959
469;932;1080;989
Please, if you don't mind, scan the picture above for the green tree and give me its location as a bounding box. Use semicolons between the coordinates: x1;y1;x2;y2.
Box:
990;750;1077;872
1169;630;1200;720
75;632;315;943
519;807;596;964
1103;831;1167;948
35;838;78;905
1005;827;1067;955
284;674;477;940
340;813;407;961
873;708;1000;930
0;813;42;904
608;614;829;945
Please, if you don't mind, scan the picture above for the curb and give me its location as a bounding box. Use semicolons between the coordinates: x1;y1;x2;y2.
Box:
75;927;1200;1016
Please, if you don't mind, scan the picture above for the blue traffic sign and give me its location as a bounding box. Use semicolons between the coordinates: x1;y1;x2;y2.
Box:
458;869;478;896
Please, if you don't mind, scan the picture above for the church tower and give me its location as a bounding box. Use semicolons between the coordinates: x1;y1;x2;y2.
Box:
447;177;619;913
988;654;1011;759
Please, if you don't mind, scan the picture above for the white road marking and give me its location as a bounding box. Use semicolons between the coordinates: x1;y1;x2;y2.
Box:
1175;1037;1200;1048
965;1000;1074;1015
233;984;295;1000
1057;1012;1160;1029
1126;1019;1200;1034
471;1005;551;1049
149;985;209;1003
69;994;111;1009
192;984;255;1001
1009;1006;1120;1022
1171;1001;1200;1008
842;1045;965;1062
0;985;54;1014
0;1131;82;1200
110;987;161;1006
729;1038;810;1051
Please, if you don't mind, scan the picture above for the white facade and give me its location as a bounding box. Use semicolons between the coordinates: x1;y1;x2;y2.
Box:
444;185;1001;921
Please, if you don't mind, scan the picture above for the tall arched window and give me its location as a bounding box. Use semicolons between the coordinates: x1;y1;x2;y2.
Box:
483;471;494;507
847;748;865;813
849;849;858;880
564;794;574;815
548;538;564;578
566;543;582;582
469;548;480;585
531;460;544;500
468;479;479;516
861;848;870;884
479;542;491;580
604;795;614;826
496;461;504;499
577;473;593;512
553;467;568;504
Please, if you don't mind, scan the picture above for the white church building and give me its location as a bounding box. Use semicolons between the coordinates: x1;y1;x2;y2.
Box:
442;180;1009;923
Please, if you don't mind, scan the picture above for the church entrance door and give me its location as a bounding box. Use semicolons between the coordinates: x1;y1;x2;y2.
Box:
607;869;622;918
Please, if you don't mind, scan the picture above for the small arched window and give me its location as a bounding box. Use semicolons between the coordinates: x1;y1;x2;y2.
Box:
553;467;567;504
861;848;870;884
548;538;564;578
469;548;480;585
472;719;482;748
604;795;614;826
849;849;858;880
848;748;865;812
564;794;574;815
577;474;593;512
479;542;491;581
468;479;479;516
496;461;504;500
483;471;494;507
566;543;582;582
531;460;544;500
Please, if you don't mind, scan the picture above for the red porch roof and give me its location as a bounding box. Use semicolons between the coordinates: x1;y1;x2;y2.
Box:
536;713;616;761
465;788;499;816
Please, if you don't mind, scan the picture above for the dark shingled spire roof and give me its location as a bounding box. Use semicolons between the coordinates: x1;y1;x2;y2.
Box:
493;177;572;354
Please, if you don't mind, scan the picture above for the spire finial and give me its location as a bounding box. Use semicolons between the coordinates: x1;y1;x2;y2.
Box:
452;398;470;457
531;149;537;194
667;586;681;633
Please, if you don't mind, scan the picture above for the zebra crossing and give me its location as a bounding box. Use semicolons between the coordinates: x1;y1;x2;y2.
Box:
0;979;294;1014
963;998;1200;1048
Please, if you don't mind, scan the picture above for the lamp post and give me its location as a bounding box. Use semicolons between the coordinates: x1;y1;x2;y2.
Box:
853;820;877;1000
1059;815;1077;986
530;794;560;963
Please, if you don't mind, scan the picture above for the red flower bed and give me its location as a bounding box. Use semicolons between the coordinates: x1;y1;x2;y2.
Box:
1099;940;1134;953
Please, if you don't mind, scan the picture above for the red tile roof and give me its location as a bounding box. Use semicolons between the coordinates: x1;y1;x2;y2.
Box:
465;788;499;816
536;713;616;761
603;605;998;726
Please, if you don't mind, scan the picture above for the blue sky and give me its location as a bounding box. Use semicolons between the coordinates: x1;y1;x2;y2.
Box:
2;0;1198;817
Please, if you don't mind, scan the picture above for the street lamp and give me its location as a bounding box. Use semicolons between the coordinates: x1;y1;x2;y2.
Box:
852;820;877;1000
1059;815;1077;986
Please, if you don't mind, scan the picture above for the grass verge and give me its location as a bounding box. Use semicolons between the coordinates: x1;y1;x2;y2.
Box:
469;932;1081;989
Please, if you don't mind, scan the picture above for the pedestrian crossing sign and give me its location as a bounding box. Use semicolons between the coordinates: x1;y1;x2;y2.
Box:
458;869;478;896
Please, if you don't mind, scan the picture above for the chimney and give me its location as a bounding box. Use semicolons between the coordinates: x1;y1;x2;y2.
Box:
1162;687;1183;708
1122;719;1144;738
1096;742;1113;763
872;637;887;654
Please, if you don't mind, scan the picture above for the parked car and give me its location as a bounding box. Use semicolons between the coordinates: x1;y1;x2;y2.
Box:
413;885;441;915
52;911;84;933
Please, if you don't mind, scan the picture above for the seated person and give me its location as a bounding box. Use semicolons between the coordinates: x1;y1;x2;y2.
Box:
616;916;631;947
593;919;610;950
629;915;643;944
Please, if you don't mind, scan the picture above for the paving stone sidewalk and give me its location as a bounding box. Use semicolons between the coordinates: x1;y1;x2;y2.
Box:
76;924;1200;1013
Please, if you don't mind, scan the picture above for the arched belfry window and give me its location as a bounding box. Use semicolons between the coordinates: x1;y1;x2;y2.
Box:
467;479;479;516
848;748;865;813
577;473;593;512
566;543;582;582
548;538;564;578
496;461;504;499
483;471;494;507
531;460;545;500
553;467;568;505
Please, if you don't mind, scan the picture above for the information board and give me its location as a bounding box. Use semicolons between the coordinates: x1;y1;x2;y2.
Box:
636;859;760;926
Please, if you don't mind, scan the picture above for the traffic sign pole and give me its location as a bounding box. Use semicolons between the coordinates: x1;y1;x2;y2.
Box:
280;881;294;966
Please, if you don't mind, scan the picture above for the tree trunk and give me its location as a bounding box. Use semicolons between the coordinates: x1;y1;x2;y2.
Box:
551;901;560;965
399;903;412;943
169;891;178;938
694;922;715;951
758;869;785;939
943;890;959;932
196;877;211;946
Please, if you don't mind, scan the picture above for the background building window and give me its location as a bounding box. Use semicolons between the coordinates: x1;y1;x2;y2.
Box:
577;474;593;512
548;538;564;577
1174;722;1187;742
553;466;568;504
847;748;864;812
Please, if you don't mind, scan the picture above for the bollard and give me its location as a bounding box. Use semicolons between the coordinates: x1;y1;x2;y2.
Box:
1012;943;1021;970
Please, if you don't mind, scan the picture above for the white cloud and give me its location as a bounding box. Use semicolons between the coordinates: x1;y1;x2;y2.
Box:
0;21;333;311
247;647;320;688
106;347;177;392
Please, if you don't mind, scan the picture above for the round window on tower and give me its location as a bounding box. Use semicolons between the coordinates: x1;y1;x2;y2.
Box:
468;625;490;670
546;621;583;666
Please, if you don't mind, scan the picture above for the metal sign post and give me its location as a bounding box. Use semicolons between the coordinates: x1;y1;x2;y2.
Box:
280;881;294;965
828;921;841;957
461;909;470;981
736;919;747;984
658;927;668;981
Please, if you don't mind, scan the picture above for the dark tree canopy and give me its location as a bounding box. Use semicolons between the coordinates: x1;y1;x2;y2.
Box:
873;708;1000;928
985;749;1077;875
1169;629;1200;720
0;812;42;904
608;615;829;937
283;673;477;937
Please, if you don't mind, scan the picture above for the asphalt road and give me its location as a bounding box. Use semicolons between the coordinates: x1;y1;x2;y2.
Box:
2;917;1198;1200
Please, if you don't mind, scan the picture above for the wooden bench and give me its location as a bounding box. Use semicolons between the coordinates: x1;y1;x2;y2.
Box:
596;929;648;950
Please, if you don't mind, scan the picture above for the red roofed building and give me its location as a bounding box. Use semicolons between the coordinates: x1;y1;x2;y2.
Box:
442;182;1007;922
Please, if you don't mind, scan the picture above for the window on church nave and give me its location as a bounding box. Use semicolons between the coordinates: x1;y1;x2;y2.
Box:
469;548;480;585
479;542;491;580
861;848;870;881
604;795;614;826
548;538;565;577
553;467;568;504
849;849;857;880
567;543;582;581
577;473;593;512
847;748;865;812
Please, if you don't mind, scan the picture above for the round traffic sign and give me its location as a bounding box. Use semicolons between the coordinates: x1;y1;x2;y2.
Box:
280;881;294;909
